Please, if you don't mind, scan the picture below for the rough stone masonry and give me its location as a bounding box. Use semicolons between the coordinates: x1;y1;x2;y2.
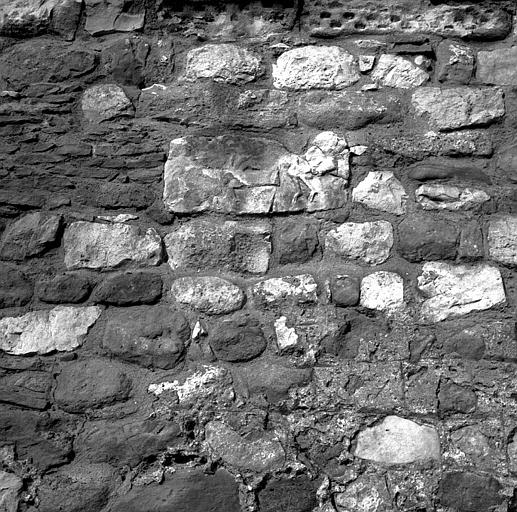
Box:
0;0;517;510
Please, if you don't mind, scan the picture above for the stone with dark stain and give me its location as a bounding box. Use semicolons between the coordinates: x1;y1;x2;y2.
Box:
407;159;491;184
330;275;360;307
258;477;318;512
438;381;477;414
92;271;162;305
36;273;92;304
273;218;319;266
0;264;33;308
0;371;52;410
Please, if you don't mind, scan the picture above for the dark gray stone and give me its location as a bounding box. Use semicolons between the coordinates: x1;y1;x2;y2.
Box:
92;271;162;305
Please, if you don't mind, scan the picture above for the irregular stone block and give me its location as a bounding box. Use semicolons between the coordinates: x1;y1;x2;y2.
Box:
0;213;61;260
258;477;317;512
164;219;271;274
496;143;517;184
249;274;318;308
477;47;517;86
330;275;360;307
205;421;285;472
170;276;244;315
0;264;33;308
81;84;133;123
438;381;477;414
360;272;404;312
353;415;440;464
488;215;517;266
325;221;393;265
335;474;390;512
184;44;262;84
412;87;505;131
0;371;52;410
92;271;162;305
458;221;484;261
408;159;490;184
55;358;132;413
85;0;144;35
415;184;490;210
273;46;360;90
417;262;506;323
352;171;407;215
0;470;22;512
371;54;429;88
273;316;299;352
0;306;101;355
273;218;319;265
63;222;162;270
36;273;91;304
436;41;475;84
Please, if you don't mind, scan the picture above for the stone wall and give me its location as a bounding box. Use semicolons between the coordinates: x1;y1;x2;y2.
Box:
0;0;516;510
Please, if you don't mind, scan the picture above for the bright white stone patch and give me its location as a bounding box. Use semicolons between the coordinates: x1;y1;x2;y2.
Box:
0;306;102;355
371;54;429;88
353;415;440;464
81;84;133;122
415;184;490;210
274;316;299;351
488;215;517;266
250;274;318;306
273;46;360;90
360;272;404;312
352;171;407;215
418;262;506;322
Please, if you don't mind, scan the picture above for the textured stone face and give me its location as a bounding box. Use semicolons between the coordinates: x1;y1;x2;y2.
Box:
250;274;318;308
412;87;505;131
352;171;407;215
184;44;262;84
353;415;440;464
0;306;101;355
325;221;393;265
0;264;33;308
488;216;517;266
81;84;133;122
273;46;360;90
371;54;429;89
92;271;162;305
64;222;162;270
415;184;490;210
477;47;517;86
0;470;22;512
436;41;475;84
417;262;506;322
360;272;404;312
84;0;144;35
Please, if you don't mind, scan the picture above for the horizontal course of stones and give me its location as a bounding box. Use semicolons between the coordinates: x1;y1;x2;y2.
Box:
0;0;517;511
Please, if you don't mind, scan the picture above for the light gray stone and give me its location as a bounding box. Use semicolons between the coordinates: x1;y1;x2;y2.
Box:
371;54;429;89
477;47;517;86
205;421;285;472
325;221;393;265
360;272;404;312
170;276;244;315
352;171;407;215
412;87;505;131
353;415;440;464
273;46;360;90
415;184;490;210
488;215;517;266
417;262;506;323
274;316;299;351
85;0;144;35
184;44;262;84
0;306;102;355
250;274;318;307
63;222;162;270
0;471;22;512
81;84;133;123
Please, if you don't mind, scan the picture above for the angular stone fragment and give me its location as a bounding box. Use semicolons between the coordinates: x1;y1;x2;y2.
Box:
325;221;393;265
85;0;144;35
250;274;318;308
417;262;506;322
353;415;440;464
412;87;505;131
164;220;270;274
436;41;474;84
0;371;52;410
92;271;162;305
273;316;299;352
496;143;517;184
488;216;517;266
415;184;490;210
438;381;477;414
360;272;404;312
258;477;318;512
184;44;261;84
81;84;133;123
273;46;360;90
0;470;22;512
205;421;285;472
64;222;162;270
273;218;319;265
0;264;33;308
352;171;407;215
330;275;360;307
0;213;61;261
459;221;483;261
0;306;101;355
371;54;429;89
477;47;517;86
36;273;91;304
408;160;491;184
171;276;244;315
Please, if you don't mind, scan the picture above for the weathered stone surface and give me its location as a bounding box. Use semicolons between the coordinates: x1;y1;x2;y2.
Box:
250;274;318;308
273;316;299;352
93;306;189;369
496;144;517;184
81;84;134;123
488;216;517;266
64;222;162;270
371;54;429;88
36;273;91;304
0;264;33;308
0;471;22;512
408;159;491;184
108;469;240;512
184;44;261;84
0;212;61;260
459;221;484;261
273;46;360;90
352;171;407;215
164;220;270;274
415;184;490;210
85;0;144;36
477;47;517;86
412;87;505;131
325;221;393;265
436;41;475;84
353;415;440;464
273;218;319;265
417;262;506;323
438;381;477;414
330;275;360;307
398;215;458;262
92;271;162;305
205;420;285;472
334;474;390;512
55;358;132;413
258;477;317;512
439;472;503;512
209;315;266;362
0;371;52;410
360;272;404;312
0;306;101;355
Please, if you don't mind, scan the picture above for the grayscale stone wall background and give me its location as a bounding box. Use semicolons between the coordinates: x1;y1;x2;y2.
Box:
0;0;517;510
